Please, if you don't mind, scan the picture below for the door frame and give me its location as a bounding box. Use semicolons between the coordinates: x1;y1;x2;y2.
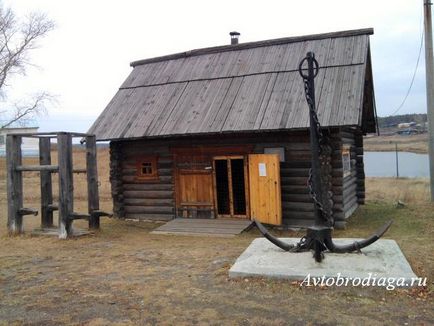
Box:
212;155;250;219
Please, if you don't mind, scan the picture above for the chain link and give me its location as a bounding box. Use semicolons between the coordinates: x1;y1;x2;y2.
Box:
301;75;333;224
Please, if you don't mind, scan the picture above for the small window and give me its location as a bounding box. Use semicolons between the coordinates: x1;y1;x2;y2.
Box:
136;156;158;180
342;145;351;177
0;135;5;146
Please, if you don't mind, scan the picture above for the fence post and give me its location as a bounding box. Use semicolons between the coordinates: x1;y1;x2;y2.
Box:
57;133;74;239
395;143;399;178
39;137;54;228
6;135;23;235
86;135;100;229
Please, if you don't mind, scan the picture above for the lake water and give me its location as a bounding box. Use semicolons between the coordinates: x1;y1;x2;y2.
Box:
364;151;429;178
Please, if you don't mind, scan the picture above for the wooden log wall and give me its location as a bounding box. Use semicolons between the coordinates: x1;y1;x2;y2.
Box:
355;130;365;205
337;127;364;228
109;129;365;227
110;140;175;221
110;142;125;218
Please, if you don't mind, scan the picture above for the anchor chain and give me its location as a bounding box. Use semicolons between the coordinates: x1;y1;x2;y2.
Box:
300;59;334;226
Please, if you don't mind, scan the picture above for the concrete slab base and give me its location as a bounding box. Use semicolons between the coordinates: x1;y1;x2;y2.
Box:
229;238;418;286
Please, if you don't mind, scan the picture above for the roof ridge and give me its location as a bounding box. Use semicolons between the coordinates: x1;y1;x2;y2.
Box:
130;28;374;67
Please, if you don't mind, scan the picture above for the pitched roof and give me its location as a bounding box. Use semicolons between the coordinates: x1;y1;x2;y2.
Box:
88;28;376;141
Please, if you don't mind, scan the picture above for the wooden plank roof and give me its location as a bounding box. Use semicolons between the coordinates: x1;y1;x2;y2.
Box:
88;28;376;141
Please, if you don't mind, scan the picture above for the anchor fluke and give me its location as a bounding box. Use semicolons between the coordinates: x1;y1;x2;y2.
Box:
253;218;294;251
324;220;393;253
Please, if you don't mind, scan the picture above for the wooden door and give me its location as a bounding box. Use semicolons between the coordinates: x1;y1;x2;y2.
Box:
178;170;214;218
248;154;282;225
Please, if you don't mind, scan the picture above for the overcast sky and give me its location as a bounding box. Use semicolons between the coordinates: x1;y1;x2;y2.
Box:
3;0;431;133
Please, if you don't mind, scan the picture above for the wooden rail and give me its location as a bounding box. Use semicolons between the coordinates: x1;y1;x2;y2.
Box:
15;165;87;174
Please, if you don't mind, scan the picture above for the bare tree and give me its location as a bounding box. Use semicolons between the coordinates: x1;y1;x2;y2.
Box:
0;4;55;129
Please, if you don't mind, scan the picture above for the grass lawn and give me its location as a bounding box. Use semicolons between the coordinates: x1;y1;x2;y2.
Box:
0;150;432;325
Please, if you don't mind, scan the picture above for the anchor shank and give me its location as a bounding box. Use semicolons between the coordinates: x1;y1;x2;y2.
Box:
303;52;325;227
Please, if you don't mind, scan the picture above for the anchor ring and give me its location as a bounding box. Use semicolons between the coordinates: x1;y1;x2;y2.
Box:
298;55;319;79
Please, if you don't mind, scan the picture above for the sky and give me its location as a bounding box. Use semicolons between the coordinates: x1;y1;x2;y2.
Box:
2;0;431;133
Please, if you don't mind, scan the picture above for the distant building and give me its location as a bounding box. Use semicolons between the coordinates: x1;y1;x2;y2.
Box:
397;122;416;129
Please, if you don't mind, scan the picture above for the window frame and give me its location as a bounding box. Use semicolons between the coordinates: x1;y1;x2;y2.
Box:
342;145;352;178
136;156;159;181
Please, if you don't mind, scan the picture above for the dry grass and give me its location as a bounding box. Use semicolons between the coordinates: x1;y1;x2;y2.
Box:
0;149;433;325
364;133;428;153
366;177;430;204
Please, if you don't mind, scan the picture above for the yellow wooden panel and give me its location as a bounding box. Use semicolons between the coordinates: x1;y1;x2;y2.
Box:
248;154;282;225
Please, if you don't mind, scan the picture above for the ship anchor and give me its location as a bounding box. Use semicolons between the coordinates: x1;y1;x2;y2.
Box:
254;52;392;262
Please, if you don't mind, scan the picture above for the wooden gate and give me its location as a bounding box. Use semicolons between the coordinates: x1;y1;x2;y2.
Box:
248;154;282;225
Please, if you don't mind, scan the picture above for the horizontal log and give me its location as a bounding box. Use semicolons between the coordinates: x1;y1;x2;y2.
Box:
15;165;87;173
122;145;171;154
280;162;308;168
283;202;314;212
340;131;356;139
344;194;358;208
344;201;359;219
69;212;90;220
281;193;313;203
282;218;315;228
280;168;309;177
16;165;58;172
123;190;174;199
122;183;174;191
281;185;309;194
281;177;308;186
343;183;358;199
283;211;314;220
123;198;174;206
48;203;59;211
18;207;38;216
124;206;175;214
91;210;113;217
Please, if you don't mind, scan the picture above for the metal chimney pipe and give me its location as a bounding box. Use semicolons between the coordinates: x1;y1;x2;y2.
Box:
230;31;240;45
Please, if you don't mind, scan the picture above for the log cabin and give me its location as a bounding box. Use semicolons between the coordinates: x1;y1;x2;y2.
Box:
88;28;377;229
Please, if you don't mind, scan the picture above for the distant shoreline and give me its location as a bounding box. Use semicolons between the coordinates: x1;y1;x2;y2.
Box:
364;133;428;154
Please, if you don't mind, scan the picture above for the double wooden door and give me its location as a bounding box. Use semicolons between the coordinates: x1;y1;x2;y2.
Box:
176;153;281;225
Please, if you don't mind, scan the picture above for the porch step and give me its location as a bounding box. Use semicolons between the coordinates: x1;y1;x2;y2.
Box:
151;218;253;237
